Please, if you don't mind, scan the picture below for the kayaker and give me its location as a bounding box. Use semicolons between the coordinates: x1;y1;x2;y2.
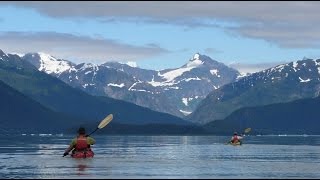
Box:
63;127;96;158
230;132;243;144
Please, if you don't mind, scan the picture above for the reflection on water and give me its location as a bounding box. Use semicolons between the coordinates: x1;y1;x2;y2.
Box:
77;164;87;172
0;135;320;178
76;162;88;176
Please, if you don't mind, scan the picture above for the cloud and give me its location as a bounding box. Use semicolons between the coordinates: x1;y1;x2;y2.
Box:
227;23;320;48
228;61;289;74
204;48;223;54
2;1;320;48
0;31;169;64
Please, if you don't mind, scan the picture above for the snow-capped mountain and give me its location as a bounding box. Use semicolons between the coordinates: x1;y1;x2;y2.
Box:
188;58;320;124
21;52;240;117
0;49;192;129
21;52;75;75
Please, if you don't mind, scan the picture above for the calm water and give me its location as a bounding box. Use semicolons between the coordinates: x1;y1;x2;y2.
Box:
1;134;320;179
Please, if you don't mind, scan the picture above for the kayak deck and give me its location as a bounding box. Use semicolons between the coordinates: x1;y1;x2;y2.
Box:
230;142;241;146
71;150;94;158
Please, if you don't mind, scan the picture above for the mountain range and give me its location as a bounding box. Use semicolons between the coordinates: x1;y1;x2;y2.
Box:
2;47;320;135
0;49;202;134
21;52;239;118
188;58;320;124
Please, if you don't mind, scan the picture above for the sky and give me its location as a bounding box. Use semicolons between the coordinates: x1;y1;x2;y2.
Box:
1;1;320;73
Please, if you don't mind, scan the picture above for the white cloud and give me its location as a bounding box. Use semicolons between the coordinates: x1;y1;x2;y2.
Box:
0;31;169;64
2;1;320;48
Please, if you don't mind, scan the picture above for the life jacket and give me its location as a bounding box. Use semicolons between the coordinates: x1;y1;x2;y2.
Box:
74;136;90;151
231;135;240;143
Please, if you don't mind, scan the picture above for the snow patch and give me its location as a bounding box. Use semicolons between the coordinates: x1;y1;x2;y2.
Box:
129;88;154;94
159;59;203;82
69;67;78;73
184;77;201;82
85;71;92;75
38;52;71;74
186;59;203;68
135;89;146;92
126;61;137;67
193;53;200;60
210;69;220;77
107;83;125;88
236;72;249;80
147;75;177;87
179;110;192;116
82;83;95;88
169;86;179;89
128;81;140;91
299;77;311;83
275;64;285;72
182;97;197;106
292;61;298;72
11;52;25;57
314;60;320;74
148;80;176;87
314;60;320;66
79;63;98;72
182;98;188;106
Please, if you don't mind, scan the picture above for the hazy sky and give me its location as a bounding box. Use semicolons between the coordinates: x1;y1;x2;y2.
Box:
1;1;320;72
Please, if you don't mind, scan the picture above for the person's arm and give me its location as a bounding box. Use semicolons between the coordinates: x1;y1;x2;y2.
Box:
229;137;233;143
87;137;96;145
63;139;76;156
238;136;243;140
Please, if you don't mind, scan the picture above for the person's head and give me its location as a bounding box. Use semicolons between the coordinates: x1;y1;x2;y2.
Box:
233;132;238;136
78;127;86;135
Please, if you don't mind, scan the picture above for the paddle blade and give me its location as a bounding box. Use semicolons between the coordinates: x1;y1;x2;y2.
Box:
98;114;113;129
244;128;251;133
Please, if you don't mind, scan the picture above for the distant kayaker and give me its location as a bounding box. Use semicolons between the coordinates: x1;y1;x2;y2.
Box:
63;127;96;158
230;132;243;144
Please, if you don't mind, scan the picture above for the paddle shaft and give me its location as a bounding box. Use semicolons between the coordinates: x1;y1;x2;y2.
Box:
87;127;99;137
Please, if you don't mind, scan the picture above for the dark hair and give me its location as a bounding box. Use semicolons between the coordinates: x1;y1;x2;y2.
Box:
78;127;86;135
233;132;238;135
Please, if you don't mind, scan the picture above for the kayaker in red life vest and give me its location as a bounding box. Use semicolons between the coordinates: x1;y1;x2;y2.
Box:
230;132;243;144
63;127;96;158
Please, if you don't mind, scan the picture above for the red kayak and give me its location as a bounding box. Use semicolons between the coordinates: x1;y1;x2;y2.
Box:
71;150;94;158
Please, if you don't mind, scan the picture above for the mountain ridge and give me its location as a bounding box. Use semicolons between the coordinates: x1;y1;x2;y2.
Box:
188;58;320;124
20;52;240;118
0;49;193;127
